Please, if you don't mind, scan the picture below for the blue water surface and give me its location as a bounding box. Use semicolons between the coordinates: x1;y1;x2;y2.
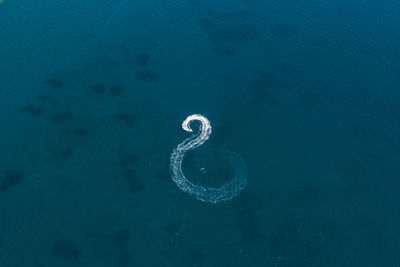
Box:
0;0;399;266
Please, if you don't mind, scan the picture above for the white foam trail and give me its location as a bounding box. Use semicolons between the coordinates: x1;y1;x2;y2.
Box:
170;114;247;203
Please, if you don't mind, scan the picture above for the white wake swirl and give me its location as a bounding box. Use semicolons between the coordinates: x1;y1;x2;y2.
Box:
170;114;247;203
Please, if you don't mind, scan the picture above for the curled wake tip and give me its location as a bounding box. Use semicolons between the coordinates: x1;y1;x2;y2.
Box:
182;114;210;132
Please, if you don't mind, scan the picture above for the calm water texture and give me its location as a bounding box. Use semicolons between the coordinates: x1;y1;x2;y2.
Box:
0;0;399;266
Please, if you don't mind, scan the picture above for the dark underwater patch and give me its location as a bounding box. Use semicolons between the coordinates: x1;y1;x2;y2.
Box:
240;0;260;5
136;52;150;67
209;24;258;43
19;105;44;117
206;8;251;21
128;179;145;194
1;170;23;192
120;154;139;167
164;220;183;236
88;83;106;94
37;95;60;107
109;85;124;96
115;112;136;126
136;69;161;82
198;18;218;31
60;147;74;160
117;252;131;266
187;248;206;266
296;87;326;109
112;229;130;248
50;111;72;123
212;46;236;58
64;128;89;137
248;72;280;106
122;169;136;181
271;23;298;38
51;241;81;260
73;128;89;137
46;79;63;89
288;182;321;208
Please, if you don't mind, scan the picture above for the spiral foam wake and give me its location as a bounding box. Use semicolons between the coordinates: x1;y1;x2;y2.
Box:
170;114;247;203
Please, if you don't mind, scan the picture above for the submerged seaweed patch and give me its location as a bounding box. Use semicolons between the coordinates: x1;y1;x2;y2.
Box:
60;147;74;160
136;70;161;82
89;83;106;94
198;18;218;31
1;170;23;192
164;220;183;236
206;8;251;21
73;128;89;137
248;72;280;106
120;163;144;194
120;154;139;167
19;105;44;117
117;252;131;266
209;24;258;43
64;128;89;137
271;23;298;38
212;46;236;58
122;169;136;181
37;95;60;107
136;52;150;67
128;179;145;194
51;241;81;260
51;111;72;123
115;113;136;126
187;248;206;266
46;79;63;89
109;85;124;96
112;229;130;248
240;0;260;5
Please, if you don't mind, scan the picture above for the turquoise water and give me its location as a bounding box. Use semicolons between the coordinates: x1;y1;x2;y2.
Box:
0;0;399;266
